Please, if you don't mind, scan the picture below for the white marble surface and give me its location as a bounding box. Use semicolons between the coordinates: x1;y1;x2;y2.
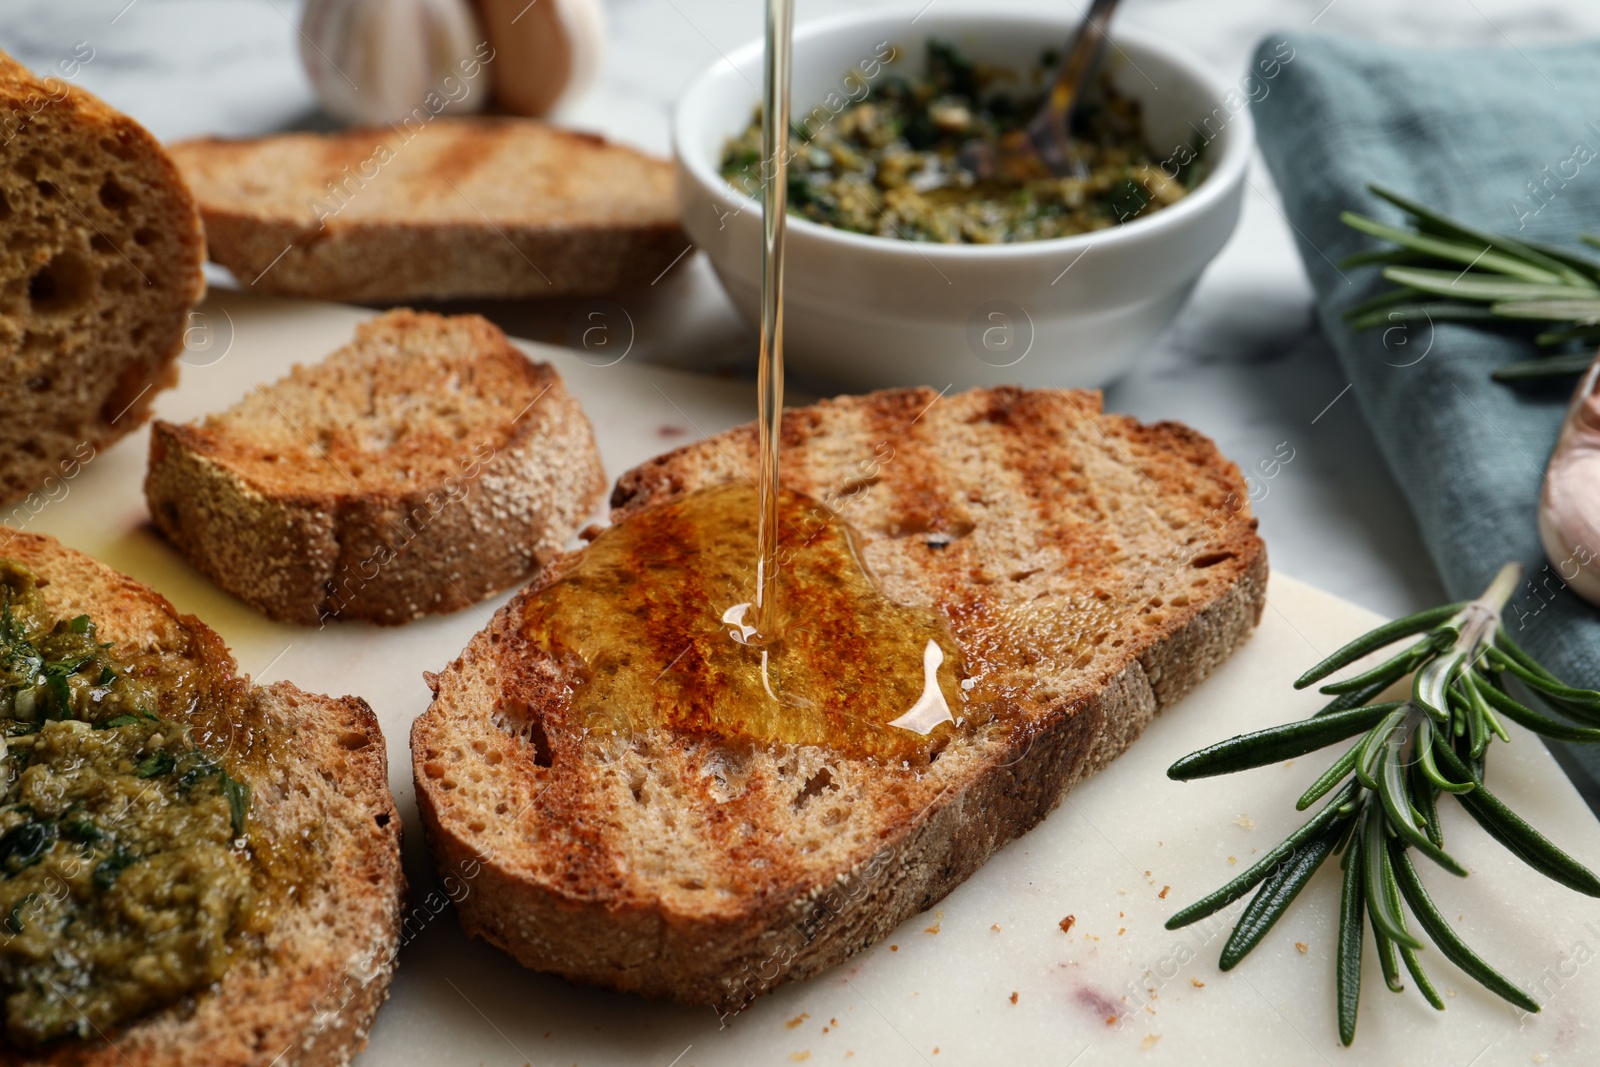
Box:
10;0;1600;620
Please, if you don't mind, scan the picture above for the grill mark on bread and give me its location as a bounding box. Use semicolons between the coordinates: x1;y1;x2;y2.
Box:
422;121;513;190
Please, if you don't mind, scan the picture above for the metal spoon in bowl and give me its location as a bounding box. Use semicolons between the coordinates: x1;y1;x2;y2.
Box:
956;0;1122;183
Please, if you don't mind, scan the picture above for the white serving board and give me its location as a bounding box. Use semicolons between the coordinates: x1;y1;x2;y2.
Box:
17;290;1600;1066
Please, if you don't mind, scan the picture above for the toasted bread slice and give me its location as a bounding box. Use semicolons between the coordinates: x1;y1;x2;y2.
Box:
0;528;403;1065
167;119;687;301
145;309;606;626
0;50;204;509
411;386;1266;1008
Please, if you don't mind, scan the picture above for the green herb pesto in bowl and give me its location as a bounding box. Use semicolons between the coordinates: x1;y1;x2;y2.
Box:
719;41;1206;244
0;560;260;1047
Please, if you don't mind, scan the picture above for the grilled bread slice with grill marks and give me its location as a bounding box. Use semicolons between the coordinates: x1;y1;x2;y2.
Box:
0;529;403;1066
411;386;1266;1008
166;119;687;302
0;49;204;509
145;309;607;626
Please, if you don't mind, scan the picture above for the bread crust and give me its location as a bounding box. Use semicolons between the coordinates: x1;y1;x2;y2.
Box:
144;310;608;626
412;385;1267;1009
0;528;404;1066
0;50;204;508
167;120;687;301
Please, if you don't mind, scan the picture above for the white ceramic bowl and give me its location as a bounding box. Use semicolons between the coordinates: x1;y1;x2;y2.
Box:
673;6;1252;391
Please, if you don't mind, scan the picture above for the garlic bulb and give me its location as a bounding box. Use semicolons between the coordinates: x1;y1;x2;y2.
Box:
300;0;491;126
474;0;606;116
1538;349;1600;605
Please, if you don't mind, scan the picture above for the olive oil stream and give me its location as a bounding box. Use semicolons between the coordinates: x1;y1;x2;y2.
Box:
523;0;964;757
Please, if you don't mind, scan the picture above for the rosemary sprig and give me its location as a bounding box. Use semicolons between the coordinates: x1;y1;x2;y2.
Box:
1167;562;1600;1045
1339;185;1600;381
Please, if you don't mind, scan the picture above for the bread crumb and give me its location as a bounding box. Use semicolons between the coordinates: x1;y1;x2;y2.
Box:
932;1048;940;1055
1118;927;1126;936
991;923;1002;932
831;1019;838;1026
1227;856;1238;865
1532;1054;1548;1063
1105;1015;1118;1027
786;1013;809;1030
823;1028;829;1034
1235;815;1254;830
1059;915;1076;934
1142;1035;1161;1050
1295;942;1308;954
1191;978;1205;988
790;1053;810;1063
890;944;899;951
1284;760;1294;768
1118;887;1128;895
925;922;941;935
1159;886;1170;899
1119;911;1125;918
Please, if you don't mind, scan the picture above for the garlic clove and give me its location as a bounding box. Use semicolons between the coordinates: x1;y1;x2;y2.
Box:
301;0;491;127
474;0;606;117
1538;349;1600;605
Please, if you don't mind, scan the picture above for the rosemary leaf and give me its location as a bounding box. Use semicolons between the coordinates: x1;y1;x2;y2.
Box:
1345;303;1503;331
1316;679;1398;717
1354;709;1408;791
1493;352;1597;380
1294;603;1461;690
1368;185;1595;288
1363;810;1423;949
1487;647;1600;707
1413;649;1465;722
1473;678;1600;742
1431;743;1600;896
1340;212;1562;283
1399;944;1446;1011
1408;753;1447;847
1491;298;1600;322
1167;703;1398;781
1389;842;1541;1013
1381;267;1578;303
1165;780;1359;930
1218;825;1340;970
1336;831;1365;1046
1297;743;1362;810
1415;718;1475;795
1375;733;1467;876
1337;248;1431;271
1516;236;1600;283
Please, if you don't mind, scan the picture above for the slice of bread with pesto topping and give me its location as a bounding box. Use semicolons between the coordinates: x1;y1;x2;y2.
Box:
411;385;1266;1010
0;49;205;509
144;308;606;626
0;529;402;1065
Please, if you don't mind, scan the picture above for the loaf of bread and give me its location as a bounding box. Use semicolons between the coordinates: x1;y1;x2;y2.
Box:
146;308;607;625
167;119;687;301
0;49;204;508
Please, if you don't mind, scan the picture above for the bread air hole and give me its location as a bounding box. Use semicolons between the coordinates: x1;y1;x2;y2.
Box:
98;176;132;212
793;767;836;809
28;250;94;315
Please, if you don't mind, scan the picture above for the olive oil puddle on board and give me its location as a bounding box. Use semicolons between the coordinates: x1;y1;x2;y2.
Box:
521;484;971;761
